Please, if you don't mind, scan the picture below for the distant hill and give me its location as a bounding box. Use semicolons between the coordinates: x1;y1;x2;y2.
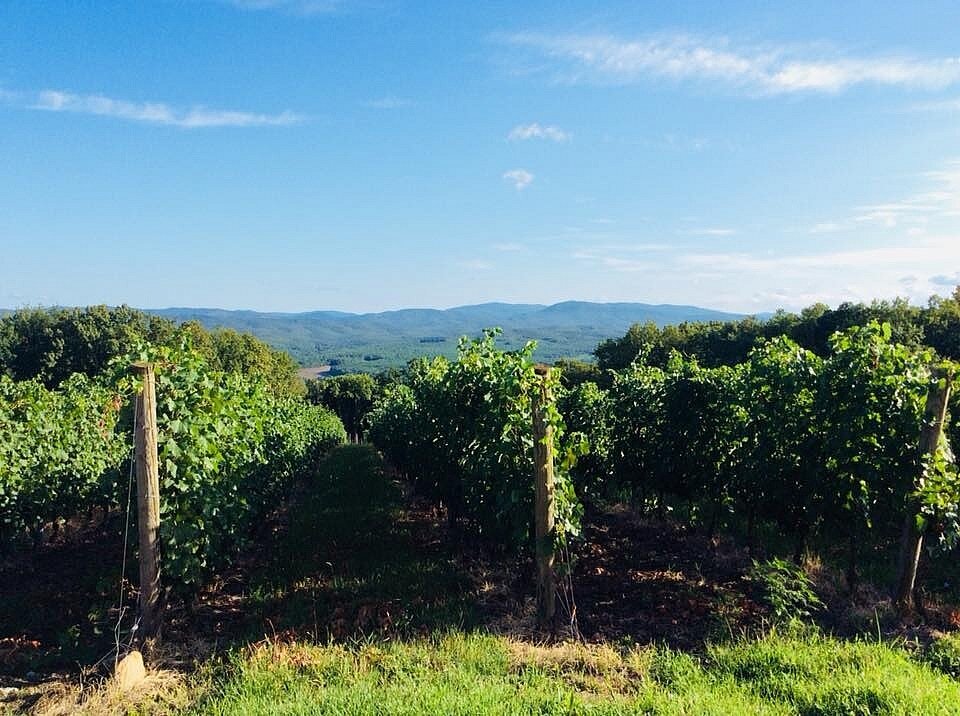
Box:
147;301;748;373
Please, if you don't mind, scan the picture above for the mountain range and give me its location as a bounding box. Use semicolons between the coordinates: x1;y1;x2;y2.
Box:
147;301;749;374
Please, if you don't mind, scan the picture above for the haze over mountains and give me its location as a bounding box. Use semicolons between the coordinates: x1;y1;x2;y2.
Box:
148;301;749;374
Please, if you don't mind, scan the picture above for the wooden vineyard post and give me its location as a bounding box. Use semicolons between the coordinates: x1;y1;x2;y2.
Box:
532;364;556;629
132;361;162;642
894;365;952;615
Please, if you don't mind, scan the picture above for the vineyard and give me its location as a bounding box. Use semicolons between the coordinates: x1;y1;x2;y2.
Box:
2;306;960;714
0;339;346;591
368;324;959;602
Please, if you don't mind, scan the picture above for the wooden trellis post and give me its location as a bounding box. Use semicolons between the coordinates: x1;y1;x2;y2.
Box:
532;364;556;628
132;361;162;641
894;365;953;615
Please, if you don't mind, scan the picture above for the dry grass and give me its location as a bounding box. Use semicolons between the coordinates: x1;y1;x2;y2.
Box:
2;642;193;716
506;638;650;696
800;552;900;635
4;668;188;716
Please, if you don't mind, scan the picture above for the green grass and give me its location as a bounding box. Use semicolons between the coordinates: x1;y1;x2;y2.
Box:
182;629;960;715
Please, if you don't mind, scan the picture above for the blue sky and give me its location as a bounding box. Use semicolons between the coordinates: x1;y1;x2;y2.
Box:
2;0;960;313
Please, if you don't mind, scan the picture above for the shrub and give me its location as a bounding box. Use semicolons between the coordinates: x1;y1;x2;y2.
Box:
923;632;960;678
749;558;823;623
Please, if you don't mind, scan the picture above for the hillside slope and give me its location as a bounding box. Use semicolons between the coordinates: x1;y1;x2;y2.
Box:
147;301;746;371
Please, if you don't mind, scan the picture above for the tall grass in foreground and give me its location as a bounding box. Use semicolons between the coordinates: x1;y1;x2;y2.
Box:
188;629;960;716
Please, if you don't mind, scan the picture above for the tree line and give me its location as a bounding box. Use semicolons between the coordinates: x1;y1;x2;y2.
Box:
588;291;960;375
0;305;303;395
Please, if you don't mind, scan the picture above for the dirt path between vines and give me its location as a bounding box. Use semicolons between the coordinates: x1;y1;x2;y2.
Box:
1;445;763;683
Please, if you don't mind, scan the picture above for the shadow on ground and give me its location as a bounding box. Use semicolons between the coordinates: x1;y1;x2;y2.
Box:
173;445;476;648
2;444;785;678
0;445;475;676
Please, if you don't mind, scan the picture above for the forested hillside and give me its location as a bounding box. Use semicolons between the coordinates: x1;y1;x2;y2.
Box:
148;301;746;371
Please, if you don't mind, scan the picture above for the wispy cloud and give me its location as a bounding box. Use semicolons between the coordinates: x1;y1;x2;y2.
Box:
567;207;960;308
508;123;571;142
662;133;711;151
364;96;414;109
573;243;675;273
931;272;960;287
6;89;303;128
684;227;737;236
852;160;960;228
805;159;960;234
911;97;960;111
503;32;960;94
493;242;526;252
223;0;341;14
810;222;845;234
854;203;932;228
503;168;534;190
573;249;656;273
457;259;494;271
679;240;960;273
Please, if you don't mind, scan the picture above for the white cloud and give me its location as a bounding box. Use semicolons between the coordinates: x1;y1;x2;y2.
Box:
503;32;960;95
508;123;571;142
24;90;302;128
493;243;526;252
768;57;960;92
503;168;534;190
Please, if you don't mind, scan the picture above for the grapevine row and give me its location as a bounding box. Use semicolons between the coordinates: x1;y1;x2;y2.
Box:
0;342;346;590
